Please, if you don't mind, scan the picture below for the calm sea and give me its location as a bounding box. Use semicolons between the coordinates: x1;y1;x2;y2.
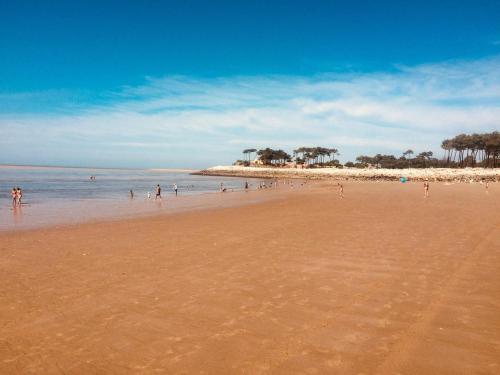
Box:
0;166;259;231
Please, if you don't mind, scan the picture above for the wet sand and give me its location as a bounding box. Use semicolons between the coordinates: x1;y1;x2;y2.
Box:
1;182;499;374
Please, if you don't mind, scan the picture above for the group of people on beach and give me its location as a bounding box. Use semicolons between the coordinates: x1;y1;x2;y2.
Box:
6;177;491;212
156;178;490;201
11;187;23;206
130;183;179;200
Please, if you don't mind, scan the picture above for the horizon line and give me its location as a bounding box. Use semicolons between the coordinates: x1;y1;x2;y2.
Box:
0;163;199;172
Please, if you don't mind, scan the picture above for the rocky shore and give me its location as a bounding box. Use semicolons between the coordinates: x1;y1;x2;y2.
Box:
193;165;500;182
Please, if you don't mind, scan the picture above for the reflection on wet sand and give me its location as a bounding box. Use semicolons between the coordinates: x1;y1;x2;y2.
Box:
11;204;23;225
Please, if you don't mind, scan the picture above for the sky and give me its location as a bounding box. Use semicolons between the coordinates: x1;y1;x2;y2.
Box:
1;0;500;168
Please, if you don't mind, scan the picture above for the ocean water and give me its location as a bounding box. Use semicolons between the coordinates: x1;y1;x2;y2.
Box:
0;166;260;231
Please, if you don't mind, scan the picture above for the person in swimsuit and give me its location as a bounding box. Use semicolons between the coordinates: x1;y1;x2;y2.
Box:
16;187;22;205
173;183;178;196
338;183;344;198
155;184;161;199
244;181;249;191
11;188;17;206
424;181;430;198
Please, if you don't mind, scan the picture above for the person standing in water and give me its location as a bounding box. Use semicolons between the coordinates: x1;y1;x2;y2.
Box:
16;187;22;205
11;187;17;206
155;184;162;200
244;181;249;191
129;190;134;199
173;183;178;196
424;180;430;198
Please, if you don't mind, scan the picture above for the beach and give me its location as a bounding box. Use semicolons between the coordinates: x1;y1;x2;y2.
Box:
1;181;499;374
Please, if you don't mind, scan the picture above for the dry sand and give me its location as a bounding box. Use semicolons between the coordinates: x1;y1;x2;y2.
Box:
1;182;499;374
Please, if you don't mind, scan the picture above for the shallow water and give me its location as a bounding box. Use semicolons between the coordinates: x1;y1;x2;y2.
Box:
0;166;261;231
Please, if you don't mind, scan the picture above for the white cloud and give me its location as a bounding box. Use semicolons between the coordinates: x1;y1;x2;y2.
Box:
1;56;500;167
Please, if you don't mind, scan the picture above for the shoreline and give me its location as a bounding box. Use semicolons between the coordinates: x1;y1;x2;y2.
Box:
0;166;268;233
194;165;500;182
0;181;302;233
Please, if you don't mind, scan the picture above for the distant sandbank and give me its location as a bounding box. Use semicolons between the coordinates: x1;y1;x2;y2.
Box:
194;165;500;181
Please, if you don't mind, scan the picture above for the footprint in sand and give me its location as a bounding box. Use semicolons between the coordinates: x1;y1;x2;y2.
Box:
326;354;342;367
319;285;333;292
377;318;390;328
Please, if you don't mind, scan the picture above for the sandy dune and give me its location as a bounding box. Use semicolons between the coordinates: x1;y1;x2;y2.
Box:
1;182;499;374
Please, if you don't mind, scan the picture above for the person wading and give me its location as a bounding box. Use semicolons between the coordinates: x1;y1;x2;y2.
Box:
155;184;162;200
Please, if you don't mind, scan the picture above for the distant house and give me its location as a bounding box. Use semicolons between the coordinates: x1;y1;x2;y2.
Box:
250;158;264;166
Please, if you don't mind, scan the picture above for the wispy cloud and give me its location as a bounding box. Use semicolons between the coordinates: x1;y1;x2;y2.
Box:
1;56;499;167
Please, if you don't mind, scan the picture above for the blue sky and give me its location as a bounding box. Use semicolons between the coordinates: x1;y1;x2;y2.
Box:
1;0;500;168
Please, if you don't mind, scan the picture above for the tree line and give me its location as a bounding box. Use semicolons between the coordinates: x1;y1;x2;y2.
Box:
348;150;437;169
351;132;499;169
441;132;499;168
293;147;339;166
237;146;340;167
235;132;499;168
